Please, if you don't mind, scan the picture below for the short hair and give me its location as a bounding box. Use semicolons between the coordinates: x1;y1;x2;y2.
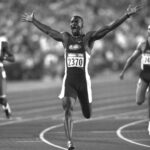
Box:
71;15;84;28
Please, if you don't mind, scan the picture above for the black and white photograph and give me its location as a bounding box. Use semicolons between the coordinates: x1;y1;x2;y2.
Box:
0;0;149;150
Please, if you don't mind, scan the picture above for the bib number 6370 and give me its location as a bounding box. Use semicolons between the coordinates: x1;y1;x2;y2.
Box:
67;57;84;67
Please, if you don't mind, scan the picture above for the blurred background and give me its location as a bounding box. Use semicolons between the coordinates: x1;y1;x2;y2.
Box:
1;0;150;81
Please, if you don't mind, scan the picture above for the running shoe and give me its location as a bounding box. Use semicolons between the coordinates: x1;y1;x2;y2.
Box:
67;141;75;150
2;103;12;119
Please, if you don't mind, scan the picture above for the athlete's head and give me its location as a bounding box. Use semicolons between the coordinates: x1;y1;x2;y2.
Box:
148;25;150;36
70;15;84;36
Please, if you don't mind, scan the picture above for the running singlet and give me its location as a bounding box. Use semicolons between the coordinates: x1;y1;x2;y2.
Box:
141;40;150;72
65;35;90;78
59;34;92;104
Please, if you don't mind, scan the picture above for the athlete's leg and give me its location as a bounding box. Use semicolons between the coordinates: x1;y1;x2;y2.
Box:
146;86;150;135
78;94;92;119
62;96;76;149
0;97;11;118
78;83;92;119
136;78;149;105
0;72;11;118
136;78;150;134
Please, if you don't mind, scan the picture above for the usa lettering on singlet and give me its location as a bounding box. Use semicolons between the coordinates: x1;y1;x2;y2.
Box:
66;36;85;70
63;35;89;77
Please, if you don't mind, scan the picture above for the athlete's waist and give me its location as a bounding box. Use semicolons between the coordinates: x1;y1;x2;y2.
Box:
67;68;87;77
67;67;85;72
141;66;150;72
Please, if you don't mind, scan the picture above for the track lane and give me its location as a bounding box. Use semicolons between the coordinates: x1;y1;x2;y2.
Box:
0;77;149;150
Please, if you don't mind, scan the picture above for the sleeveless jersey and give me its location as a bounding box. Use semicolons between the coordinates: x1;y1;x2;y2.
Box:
141;40;150;72
59;34;92;103
65;35;90;79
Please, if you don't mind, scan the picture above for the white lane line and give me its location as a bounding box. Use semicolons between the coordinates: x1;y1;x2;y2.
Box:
40;124;67;150
39;109;146;150
0;110;147;149
16;140;42;143
117;119;150;148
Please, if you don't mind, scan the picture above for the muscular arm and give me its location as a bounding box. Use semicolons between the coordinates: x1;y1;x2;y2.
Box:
122;49;141;73
120;43;143;79
91;13;129;41
32;17;63;42
90;4;142;41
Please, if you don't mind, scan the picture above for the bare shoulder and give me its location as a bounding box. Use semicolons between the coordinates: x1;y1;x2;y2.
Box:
60;31;71;42
85;31;95;38
84;31;96;44
137;40;146;52
61;31;71;36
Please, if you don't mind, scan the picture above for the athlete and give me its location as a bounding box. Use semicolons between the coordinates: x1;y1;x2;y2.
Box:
120;25;150;135
22;4;141;150
0;35;15;118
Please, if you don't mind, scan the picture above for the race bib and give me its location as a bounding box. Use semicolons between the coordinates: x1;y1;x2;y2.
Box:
142;54;150;65
67;53;84;67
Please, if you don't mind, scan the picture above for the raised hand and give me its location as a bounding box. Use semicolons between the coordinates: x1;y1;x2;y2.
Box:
126;3;143;17
119;72;124;80
21;11;35;22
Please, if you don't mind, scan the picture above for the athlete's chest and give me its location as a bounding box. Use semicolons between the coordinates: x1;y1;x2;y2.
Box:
66;36;85;52
141;41;150;65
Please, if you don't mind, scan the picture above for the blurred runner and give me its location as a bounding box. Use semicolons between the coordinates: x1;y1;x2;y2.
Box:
120;25;150;135
0;35;15;119
22;4;142;150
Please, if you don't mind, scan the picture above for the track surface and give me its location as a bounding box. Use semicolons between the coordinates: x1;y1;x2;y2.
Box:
0;77;150;150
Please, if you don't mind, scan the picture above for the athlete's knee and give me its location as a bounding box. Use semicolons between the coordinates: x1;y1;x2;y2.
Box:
82;104;92;119
136;91;146;105
136;96;145;105
136;100;144;105
84;112;91;119
62;97;74;111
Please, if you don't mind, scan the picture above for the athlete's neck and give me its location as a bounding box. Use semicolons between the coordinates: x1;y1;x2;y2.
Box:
72;33;83;38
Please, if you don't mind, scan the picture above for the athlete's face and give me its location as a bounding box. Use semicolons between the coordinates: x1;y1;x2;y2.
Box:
70;16;83;36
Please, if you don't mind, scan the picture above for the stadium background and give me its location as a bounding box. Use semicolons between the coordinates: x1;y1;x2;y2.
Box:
1;0;150;81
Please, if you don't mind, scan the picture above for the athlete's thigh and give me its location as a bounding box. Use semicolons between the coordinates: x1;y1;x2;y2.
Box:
62;96;76;111
0;70;6;96
136;78;149;105
78;84;92;119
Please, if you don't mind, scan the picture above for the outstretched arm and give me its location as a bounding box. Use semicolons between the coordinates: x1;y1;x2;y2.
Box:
91;4;142;41
21;12;63;42
119;43;142;80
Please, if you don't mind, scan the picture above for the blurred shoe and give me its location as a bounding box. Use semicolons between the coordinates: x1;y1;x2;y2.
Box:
2;103;12;119
148;121;150;135
67;141;75;150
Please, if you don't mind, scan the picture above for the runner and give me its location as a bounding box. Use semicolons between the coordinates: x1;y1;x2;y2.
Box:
120;25;150;135
22;4;142;149
0;35;15;118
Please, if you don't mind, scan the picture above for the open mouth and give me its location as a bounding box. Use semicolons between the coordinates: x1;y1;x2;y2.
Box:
71;26;77;29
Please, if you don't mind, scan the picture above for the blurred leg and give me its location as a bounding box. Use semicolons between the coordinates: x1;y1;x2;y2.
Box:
136;78;148;105
147;86;150;135
0;70;11;118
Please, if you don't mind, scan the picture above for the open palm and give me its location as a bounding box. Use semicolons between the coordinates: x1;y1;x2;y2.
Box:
126;3;143;16
21;12;34;22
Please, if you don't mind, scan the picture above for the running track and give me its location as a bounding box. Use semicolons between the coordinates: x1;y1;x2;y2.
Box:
0;76;149;150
